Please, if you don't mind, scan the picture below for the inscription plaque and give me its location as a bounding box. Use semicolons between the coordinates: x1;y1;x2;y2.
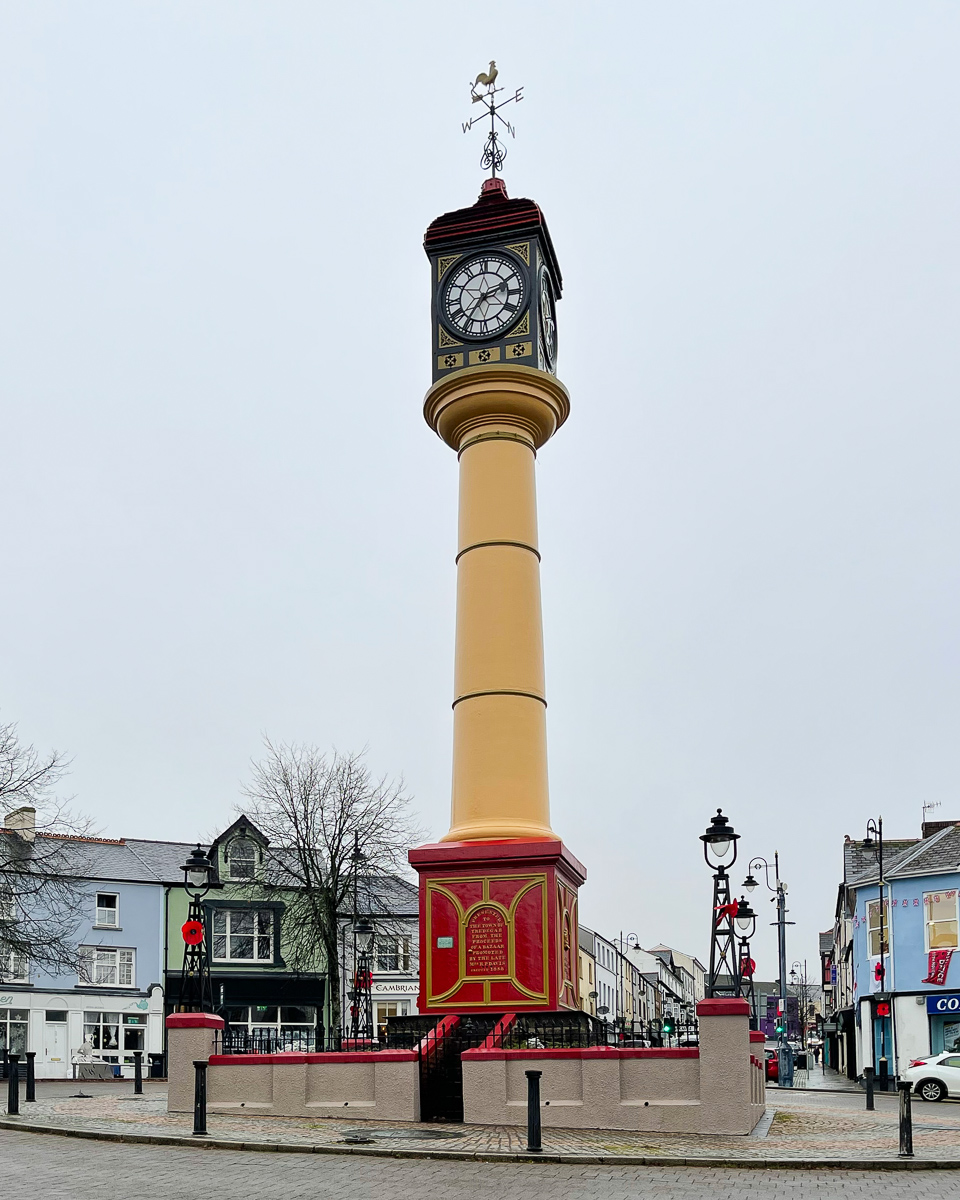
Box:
464;905;508;976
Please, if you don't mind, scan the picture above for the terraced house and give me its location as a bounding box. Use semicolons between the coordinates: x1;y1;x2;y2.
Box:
2;807;420;1075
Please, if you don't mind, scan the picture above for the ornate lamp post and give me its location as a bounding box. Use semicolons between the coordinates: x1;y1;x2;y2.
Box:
743;853;794;1087
734;897;758;1028
176;844;215;1013
700;809;741;998
350;917;375;1043
862;816;891;1090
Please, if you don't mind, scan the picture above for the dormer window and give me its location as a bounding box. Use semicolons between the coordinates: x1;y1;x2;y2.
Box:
226;837;258;881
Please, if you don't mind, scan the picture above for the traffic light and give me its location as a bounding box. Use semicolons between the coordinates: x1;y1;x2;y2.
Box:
662;1015;675;1036
775;1020;785;1036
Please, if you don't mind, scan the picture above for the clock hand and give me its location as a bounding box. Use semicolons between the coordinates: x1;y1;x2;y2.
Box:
465;280;508;318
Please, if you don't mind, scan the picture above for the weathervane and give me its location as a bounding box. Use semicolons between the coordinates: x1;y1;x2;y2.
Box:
462;61;524;179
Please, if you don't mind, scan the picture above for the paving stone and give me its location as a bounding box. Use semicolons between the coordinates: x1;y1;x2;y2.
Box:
2;1083;960;1164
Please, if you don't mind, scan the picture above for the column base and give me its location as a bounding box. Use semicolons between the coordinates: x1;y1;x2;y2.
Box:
409;838;587;1014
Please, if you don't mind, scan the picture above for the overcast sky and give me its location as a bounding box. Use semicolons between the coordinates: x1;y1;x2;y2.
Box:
2;2;958;981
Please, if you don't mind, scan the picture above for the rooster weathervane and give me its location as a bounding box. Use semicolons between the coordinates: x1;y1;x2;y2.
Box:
462;61;524;179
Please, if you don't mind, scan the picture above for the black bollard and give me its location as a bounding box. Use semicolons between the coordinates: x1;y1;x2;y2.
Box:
878;1056;890;1092
25;1052;35;1103
6;1054;19;1116
133;1051;143;1095
192;1060;208;1136
864;1066;875;1111
525;1069;542;1154
898;1080;914;1158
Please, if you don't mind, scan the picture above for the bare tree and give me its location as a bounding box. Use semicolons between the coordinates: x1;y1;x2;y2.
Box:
0;718;96;981
240;741;424;1037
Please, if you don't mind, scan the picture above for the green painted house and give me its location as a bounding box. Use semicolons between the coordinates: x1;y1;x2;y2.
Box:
163;816;328;1045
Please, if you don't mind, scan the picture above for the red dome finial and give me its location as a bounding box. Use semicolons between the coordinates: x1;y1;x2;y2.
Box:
480;178;509;201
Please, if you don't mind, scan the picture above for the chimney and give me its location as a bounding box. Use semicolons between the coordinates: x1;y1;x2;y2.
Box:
923;820;960;840
4;806;36;842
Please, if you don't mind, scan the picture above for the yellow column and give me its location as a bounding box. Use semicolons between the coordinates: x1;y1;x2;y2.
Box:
423;365;570;842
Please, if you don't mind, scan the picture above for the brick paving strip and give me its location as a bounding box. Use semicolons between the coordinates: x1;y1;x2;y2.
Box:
2;1089;960;1169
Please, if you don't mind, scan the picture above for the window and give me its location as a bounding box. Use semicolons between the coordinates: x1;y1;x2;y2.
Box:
375;935;411;973
95;893;119;927
924;890;959;951
82;1011;146;1059
223;1005;316;1048
0;1008;28;1056
374;1001;409;1035
212;908;274;961
226;838;258;880
78;946;135;987
3;949;29;982
866;901;889;957
0;882;14;921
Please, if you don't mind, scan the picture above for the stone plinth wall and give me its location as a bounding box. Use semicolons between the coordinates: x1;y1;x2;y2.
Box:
166;999;761;1134
165;1015;419;1121
205;1051;420;1121
462;998;765;1135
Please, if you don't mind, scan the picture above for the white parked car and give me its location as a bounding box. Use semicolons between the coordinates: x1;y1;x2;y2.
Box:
900;1052;960;1101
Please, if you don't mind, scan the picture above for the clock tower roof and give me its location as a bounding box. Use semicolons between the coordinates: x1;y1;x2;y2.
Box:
424;178;562;297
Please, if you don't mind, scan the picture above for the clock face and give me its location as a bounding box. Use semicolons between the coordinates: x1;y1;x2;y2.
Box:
538;267;557;371
442;253;526;341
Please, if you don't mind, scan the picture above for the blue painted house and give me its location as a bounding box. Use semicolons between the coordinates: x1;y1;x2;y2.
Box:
1;808;167;1079
848;820;960;1078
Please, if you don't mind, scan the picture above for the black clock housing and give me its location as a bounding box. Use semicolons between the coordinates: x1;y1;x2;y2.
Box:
424;178;563;384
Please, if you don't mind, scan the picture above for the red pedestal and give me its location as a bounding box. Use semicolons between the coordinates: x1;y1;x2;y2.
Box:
409;838;586;1014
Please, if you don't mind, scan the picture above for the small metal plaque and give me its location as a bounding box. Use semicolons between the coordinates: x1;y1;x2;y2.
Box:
436;936;454;949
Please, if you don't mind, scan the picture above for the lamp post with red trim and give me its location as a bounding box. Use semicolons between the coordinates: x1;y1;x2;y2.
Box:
700;809;741;1000
735;897;758;1029
176;845;215;1013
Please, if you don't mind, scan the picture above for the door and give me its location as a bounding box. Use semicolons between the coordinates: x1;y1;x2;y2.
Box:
873;1015;892;1076
42;1016;68;1078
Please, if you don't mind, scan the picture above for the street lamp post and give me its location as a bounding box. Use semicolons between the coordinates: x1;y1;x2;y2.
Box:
176;845;216;1013
790;960;811;1050
618;932;641;1040
735;897;758;1029
700;810;741;998
350;917;375;1043
744;853;795;1088
862;817;891;1091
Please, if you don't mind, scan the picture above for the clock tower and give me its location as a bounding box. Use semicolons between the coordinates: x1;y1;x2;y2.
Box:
410;78;585;1016
427;177;560;381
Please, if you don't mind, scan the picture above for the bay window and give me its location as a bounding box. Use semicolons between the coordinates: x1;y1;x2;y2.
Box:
212;908;274;962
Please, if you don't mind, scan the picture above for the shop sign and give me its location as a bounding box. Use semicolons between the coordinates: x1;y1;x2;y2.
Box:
927;993;960;1014
372;980;416;995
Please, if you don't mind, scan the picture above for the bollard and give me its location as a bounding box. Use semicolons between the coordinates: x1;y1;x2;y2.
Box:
25;1052;35;1103
133;1051;143;1095
6;1054;19;1116
192;1060;208;1136
864;1066;875;1111
525;1069;542;1154
898;1080;914;1158
878;1056;890;1092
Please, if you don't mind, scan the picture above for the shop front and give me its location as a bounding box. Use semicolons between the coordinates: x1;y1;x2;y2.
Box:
928;992;960;1054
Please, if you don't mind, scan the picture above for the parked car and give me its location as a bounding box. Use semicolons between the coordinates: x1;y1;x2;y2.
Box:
900;1052;960;1101
764;1046;779;1082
